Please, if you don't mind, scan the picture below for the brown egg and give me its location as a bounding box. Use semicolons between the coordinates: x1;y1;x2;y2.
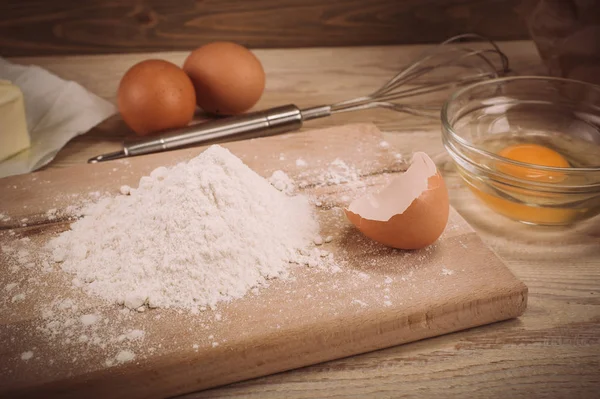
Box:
118;59;196;136
344;152;449;250
183;42;265;115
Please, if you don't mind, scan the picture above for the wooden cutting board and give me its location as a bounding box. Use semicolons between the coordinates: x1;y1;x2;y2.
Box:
0;123;527;399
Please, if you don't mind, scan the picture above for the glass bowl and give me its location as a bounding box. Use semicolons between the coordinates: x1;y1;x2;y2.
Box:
441;76;600;226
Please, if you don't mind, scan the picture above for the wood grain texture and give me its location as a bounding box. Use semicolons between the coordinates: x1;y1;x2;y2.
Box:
2;41;600;398
0;124;527;398
0;0;530;56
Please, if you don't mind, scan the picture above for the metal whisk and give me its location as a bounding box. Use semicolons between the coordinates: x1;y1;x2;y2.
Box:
89;34;510;163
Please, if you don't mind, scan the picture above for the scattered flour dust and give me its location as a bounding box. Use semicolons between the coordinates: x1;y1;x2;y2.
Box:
295;158;307;167
351;299;368;308
441;268;455;276
80;314;99;326
298;158;362;188
115;349;135;364
0;143;423;373
268;170;295;195
32;296;147;368
47;145;323;311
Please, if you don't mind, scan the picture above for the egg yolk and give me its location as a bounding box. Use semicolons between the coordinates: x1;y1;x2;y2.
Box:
497;143;570;182
470;143;578;225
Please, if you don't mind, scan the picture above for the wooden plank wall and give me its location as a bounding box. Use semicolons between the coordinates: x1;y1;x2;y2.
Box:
0;0;530;56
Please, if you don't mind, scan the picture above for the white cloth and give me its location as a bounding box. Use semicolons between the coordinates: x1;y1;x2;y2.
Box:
0;57;116;178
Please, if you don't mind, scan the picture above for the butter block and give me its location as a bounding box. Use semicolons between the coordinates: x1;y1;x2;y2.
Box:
0;80;30;162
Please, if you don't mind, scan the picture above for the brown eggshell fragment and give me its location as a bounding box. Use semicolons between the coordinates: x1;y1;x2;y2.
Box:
344;152;449;250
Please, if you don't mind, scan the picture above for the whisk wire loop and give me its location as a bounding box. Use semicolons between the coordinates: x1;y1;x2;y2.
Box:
330;34;510;117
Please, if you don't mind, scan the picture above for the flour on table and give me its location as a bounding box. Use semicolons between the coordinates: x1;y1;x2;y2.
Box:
351;299;368;307
11;293;25;303
298;158;362;188
33;296;148;363
119;185;131;195
47;145;322;311
46;208;58;220
295;158;307;167
356;272;370;281
268;170;295;194
318;158;360;185
117;330;145;342
4;283;18;292
80;314;99;326
114;349;135;364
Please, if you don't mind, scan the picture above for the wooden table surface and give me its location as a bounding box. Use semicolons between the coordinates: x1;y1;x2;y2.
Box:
7;41;600;398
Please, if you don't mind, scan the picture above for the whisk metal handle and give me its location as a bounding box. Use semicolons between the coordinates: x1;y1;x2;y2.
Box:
89;104;332;163
128;104;303;156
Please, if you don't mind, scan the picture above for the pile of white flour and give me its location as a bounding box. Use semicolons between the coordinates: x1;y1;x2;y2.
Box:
48;145;320;311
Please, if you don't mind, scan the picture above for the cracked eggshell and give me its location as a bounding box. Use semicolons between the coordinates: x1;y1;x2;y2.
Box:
344;152;449;250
